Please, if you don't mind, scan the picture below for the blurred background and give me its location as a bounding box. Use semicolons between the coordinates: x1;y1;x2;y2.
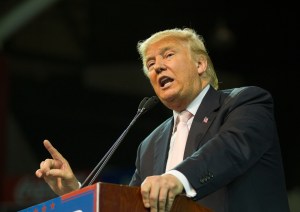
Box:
0;0;299;211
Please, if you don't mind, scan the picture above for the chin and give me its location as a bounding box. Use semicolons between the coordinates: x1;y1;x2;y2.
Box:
160;95;179;109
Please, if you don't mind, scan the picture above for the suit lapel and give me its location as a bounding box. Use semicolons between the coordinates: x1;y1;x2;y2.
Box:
184;87;222;158
153;118;173;174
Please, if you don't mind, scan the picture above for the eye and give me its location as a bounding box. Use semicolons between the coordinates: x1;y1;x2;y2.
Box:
165;52;174;58
147;60;155;69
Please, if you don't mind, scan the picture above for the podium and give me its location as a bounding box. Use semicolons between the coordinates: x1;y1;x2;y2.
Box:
19;182;213;212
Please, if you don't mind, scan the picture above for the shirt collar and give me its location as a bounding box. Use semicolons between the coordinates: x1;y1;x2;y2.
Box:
173;84;210;121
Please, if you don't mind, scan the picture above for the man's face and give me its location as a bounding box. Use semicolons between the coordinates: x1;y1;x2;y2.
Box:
144;37;205;111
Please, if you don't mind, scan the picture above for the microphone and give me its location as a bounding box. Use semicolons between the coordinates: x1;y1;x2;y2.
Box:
137;96;149;112
141;96;159;112
80;96;159;188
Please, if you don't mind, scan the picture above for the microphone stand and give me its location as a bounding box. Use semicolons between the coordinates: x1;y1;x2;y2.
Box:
80;96;158;188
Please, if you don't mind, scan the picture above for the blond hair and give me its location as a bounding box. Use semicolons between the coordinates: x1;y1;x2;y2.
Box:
137;28;219;90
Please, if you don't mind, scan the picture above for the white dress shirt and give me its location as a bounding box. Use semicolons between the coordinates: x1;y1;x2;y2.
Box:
164;84;210;197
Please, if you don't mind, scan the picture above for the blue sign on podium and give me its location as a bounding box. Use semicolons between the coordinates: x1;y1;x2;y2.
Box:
19;183;99;212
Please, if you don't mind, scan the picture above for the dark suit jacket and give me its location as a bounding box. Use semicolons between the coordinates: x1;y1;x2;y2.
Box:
129;86;290;212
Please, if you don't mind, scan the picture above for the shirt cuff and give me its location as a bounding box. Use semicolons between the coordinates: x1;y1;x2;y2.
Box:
165;170;197;197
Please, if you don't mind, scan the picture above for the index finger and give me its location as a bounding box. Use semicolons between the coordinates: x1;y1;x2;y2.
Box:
43;140;65;161
141;181;151;208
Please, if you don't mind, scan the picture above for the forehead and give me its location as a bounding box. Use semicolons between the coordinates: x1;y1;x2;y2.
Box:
145;37;188;57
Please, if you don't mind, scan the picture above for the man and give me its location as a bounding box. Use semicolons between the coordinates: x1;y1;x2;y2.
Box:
36;28;290;212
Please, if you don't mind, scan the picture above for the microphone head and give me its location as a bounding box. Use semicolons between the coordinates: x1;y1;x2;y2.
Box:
138;97;149;111
142;96;159;112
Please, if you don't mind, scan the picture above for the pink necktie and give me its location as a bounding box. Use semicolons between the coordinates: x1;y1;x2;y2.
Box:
166;110;193;171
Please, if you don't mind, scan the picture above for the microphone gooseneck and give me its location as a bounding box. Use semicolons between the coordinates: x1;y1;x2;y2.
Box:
80;96;158;188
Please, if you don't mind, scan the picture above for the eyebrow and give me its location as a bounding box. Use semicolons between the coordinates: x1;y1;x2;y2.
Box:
145;46;172;63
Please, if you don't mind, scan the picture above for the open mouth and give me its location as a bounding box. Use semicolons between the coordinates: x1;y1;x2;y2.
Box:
159;76;174;87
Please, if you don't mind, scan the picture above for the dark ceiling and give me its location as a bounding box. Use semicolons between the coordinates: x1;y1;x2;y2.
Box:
0;0;299;191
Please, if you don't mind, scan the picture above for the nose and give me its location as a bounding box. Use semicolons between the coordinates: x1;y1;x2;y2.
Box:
154;57;166;74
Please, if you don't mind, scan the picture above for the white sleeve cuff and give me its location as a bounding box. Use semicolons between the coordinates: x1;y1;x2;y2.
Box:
164;170;197;197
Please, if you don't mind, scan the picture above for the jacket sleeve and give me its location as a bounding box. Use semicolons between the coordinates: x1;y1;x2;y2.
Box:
175;86;279;199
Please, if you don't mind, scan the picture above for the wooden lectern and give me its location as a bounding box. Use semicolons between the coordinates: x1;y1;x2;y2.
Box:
19;182;213;212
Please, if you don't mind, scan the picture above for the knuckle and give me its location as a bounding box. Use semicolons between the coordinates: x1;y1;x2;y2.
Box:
149;194;156;202
159;197;166;205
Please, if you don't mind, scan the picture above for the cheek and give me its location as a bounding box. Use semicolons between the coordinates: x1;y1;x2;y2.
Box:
181;67;198;80
148;73;157;86
181;70;199;87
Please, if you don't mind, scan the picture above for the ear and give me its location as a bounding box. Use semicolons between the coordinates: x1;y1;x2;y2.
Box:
196;55;207;75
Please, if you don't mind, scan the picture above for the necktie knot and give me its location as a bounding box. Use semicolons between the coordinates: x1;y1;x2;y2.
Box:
178;110;192;124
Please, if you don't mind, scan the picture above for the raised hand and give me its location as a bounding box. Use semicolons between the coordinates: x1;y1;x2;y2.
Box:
35;140;80;196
